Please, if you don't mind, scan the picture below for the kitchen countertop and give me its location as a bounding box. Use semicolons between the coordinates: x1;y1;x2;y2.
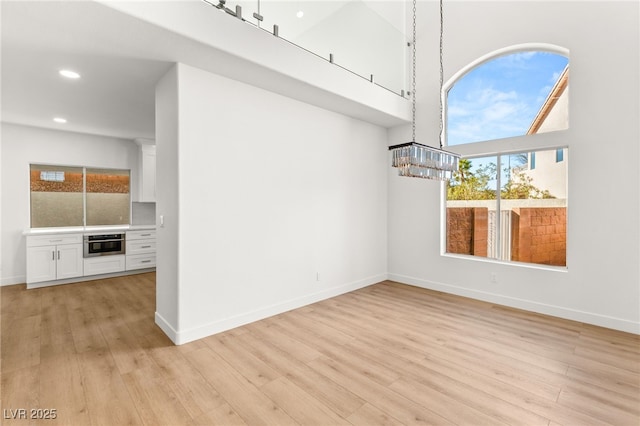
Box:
23;225;156;236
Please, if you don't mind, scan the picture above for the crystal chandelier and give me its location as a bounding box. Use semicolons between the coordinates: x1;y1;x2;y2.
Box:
389;0;460;181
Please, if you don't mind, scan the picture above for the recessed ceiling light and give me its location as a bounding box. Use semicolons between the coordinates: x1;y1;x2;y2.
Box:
53;117;67;124
59;69;81;79
296;10;304;18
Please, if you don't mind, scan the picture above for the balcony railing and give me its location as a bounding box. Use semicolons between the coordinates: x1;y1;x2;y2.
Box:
203;0;409;97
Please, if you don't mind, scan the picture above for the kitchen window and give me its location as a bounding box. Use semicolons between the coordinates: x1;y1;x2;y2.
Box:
30;164;130;228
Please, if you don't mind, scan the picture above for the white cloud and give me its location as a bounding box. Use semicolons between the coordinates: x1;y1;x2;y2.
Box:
494;51;538;69
447;105;471;118
447;86;533;145
483;101;524;121
540;84;553;95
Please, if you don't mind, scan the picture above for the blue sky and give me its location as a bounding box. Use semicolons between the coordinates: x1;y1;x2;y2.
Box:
446;51;569;146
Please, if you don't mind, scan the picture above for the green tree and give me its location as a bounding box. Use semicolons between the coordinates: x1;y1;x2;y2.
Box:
447;159;554;200
447;159;496;200
501;169;554;199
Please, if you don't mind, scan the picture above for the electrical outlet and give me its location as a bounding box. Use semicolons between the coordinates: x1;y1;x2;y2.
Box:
316;272;320;282
490;273;497;283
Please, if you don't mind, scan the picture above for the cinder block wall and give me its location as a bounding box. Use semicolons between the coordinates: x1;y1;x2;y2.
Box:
446;207;488;257
511;208;566;266
447;207;566;266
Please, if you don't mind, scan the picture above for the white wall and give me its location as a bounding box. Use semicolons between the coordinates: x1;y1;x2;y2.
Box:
388;1;639;333
0;123;139;285
154;65;180;337
155;63;389;344
293;0;407;92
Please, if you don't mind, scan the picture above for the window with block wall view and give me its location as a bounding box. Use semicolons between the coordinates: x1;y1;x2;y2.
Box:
444;48;568;267
30;164;130;228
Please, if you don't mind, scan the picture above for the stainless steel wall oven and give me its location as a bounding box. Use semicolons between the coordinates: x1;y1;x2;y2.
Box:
83;233;125;258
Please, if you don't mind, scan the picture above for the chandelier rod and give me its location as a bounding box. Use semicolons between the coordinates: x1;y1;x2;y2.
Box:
411;0;417;143
387;0;459;181
439;0;444;149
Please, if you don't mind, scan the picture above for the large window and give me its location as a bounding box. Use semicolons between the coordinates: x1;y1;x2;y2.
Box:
444;46;568;267
446;150;567;266
30;164;130;228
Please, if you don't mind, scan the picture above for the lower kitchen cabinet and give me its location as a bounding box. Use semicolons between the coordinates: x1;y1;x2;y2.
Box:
126;230;156;271
26;234;83;284
126;253;156;270
84;255;126;276
25;227;156;288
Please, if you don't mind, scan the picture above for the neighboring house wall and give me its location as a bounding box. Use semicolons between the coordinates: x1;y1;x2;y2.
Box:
536;83;569;134
523;78;569;199
525;148;567;199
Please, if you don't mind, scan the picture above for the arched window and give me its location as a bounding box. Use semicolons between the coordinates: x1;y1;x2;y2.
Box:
445;46;568;146
443;45;569;268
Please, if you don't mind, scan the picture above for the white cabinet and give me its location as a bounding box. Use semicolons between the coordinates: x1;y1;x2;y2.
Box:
135;139;156;202
127;240;157;255
26;246;57;283
57;244;85;279
84;255;126;276
25;228;156;288
126;230;156;271
26;234;83;284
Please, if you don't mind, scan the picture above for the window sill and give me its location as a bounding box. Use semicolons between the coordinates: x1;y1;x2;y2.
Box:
441;252;568;273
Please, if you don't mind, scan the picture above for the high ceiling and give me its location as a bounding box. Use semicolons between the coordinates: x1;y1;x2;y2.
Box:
1;1;175;140
1;1;409;141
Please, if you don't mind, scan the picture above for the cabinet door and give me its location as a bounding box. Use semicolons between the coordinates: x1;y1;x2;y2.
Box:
56;243;84;279
140;145;156;202
27;246;56;283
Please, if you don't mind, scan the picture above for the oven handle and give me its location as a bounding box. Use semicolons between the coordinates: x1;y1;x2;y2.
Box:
83;239;125;243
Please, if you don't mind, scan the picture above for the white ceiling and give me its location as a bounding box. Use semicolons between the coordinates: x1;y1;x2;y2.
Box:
1;1;175;140
1;1;409;142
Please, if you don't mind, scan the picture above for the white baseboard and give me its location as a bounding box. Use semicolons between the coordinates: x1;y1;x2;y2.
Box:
1;275;26;286
388;273;640;335
155;311;179;343
171;273;387;345
25;268;156;289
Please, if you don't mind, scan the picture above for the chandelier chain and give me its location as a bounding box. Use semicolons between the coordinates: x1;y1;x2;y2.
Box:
439;0;444;149
411;0;417;142
387;0;460;181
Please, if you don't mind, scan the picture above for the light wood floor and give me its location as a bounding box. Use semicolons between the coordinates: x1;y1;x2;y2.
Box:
2;273;639;425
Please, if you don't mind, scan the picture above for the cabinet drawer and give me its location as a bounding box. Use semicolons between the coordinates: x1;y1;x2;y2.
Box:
126;240;156;255
127;230;156;240
84;255;125;276
126;254;156;271
27;233;83;247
